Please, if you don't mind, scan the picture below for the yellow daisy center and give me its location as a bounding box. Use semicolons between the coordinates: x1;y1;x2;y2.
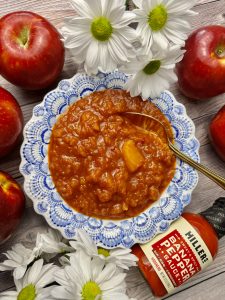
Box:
143;60;161;75
148;5;168;31
91;17;113;41
17;284;36;300
82;281;102;300
98;247;110;257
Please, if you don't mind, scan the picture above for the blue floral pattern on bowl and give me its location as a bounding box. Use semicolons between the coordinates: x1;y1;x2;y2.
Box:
20;71;200;249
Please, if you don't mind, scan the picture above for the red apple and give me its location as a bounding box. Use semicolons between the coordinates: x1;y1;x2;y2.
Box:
0;87;23;158
0;171;25;243
0;11;65;90
209;105;225;161
176;25;225;100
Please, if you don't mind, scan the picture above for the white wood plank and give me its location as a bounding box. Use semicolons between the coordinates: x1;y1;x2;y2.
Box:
126;267;225;300
1;0;225;298
198;0;222;5
166;271;225;300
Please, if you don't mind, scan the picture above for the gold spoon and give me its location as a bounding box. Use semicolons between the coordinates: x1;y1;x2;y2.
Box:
124;111;225;190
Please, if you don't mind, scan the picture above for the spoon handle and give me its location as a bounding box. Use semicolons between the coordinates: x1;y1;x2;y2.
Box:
169;142;225;190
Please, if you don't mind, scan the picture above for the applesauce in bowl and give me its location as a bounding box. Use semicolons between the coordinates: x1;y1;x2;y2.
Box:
48;89;176;219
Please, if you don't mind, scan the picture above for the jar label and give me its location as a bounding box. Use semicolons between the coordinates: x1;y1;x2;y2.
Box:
140;217;213;294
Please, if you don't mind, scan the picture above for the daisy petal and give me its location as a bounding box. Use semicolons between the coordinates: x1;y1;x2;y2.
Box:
166;0;197;14
70;229;98;255
91;257;105;280
125;73;143;97
108;5;125;24
0;260;19;269
159;68;177;83
13;265;27;280
133;0;142;8
62;16;91;28
95;263;117;285
115;27;137;43
85;40;100;74
0;290;18;300
37;286;56;300
51;286;75;299
36;264;58;289
112;11;135;28
70;0;95;18
89;0;102;16
103;292;130;300
27;259;44;285
72;252;92;285
109;34;129;63
100;272;127;291
152;31;168;49
98;44;109;72
54;268;69;287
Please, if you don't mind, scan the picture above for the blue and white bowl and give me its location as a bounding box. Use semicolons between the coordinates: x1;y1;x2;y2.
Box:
20;71;200;249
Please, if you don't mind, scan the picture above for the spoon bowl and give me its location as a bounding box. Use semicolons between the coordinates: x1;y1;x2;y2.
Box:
124;111;225;190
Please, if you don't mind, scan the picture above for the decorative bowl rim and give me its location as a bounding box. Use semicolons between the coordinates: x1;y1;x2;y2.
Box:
19;71;200;249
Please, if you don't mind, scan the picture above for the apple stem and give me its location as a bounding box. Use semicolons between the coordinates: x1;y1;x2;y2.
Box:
216;46;225;58
18;27;30;48
0;177;7;189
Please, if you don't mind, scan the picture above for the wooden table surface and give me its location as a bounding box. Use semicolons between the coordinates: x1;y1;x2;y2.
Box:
0;0;225;299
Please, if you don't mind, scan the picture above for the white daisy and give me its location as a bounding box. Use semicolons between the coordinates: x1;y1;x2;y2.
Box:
121;45;184;99
0;259;57;300
51;251;132;300
0;243;36;280
61;0;137;74
69;229;138;270
133;0;197;50
33;228;73;261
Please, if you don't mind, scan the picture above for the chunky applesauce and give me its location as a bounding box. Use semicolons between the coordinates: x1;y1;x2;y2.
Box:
48;89;176;219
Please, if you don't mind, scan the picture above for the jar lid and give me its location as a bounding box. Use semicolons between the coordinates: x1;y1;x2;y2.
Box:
201;197;225;239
